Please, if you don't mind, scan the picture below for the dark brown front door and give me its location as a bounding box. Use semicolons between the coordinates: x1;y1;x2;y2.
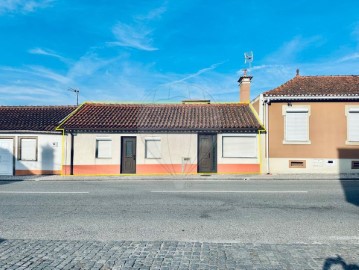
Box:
121;137;136;174
198;134;217;173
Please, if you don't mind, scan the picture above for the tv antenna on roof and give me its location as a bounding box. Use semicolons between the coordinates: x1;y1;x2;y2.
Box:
244;51;254;73
68;88;80;106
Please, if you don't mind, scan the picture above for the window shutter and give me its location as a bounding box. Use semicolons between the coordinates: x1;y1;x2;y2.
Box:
285;110;309;141
21;138;37;160
97;140;112;158
348;110;359;142
146;139;161;158
222;136;257;158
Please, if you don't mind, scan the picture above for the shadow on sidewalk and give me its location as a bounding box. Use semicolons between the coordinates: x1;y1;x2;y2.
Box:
323;255;359;270
338;149;359;207
0;180;23;185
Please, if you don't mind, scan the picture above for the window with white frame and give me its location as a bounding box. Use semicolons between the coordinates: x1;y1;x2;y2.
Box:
96;138;112;158
19;137;37;161
222;135;257;158
347;108;359;142
145;138;161;158
285;107;310;142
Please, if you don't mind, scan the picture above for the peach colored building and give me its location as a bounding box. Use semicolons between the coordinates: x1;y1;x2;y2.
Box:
252;73;359;174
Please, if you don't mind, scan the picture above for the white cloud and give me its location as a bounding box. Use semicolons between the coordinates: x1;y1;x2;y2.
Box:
164;62;225;86
338;52;359;62
107;3;167;51
29;48;70;64
108;22;158;51
0;0;54;15
135;5;167;21
29;66;71;84
266;35;323;63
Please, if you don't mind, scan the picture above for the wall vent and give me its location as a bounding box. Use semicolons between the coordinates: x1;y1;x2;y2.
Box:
352;161;359;169
289;160;306;168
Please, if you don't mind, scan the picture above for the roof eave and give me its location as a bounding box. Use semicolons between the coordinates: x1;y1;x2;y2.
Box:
63;127;261;133
263;95;359;102
0;130;61;134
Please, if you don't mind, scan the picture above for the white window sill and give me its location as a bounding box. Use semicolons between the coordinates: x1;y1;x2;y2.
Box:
222;156;257;158
283;140;311;145
345;141;359;145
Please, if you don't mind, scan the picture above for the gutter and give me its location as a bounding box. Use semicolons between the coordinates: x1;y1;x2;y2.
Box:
55;102;86;176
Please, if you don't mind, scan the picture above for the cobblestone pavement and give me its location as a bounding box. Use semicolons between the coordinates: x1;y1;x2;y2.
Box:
0;239;358;270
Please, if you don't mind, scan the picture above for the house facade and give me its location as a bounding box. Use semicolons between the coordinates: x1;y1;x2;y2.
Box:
252;73;359;174
0;106;77;175
58;101;263;175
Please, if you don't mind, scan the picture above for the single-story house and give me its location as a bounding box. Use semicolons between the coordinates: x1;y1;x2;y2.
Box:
252;71;359;174
0;105;77;175
58;87;264;175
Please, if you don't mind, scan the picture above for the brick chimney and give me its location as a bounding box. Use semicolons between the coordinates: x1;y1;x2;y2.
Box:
238;69;253;102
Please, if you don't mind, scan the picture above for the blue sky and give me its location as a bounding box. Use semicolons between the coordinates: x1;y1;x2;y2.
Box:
1;0;359;105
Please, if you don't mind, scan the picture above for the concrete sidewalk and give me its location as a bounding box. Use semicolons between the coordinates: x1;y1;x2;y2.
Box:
1;173;359;181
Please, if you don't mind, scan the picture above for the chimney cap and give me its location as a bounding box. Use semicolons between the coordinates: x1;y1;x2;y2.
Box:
238;68;253;83
238;75;253;83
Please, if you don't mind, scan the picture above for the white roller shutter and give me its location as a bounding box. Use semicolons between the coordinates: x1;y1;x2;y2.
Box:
285;109;309;142
348;109;359;142
145;139;161;158
96;139;112;158
222;136;257;158
20;138;37;161
0;139;13;175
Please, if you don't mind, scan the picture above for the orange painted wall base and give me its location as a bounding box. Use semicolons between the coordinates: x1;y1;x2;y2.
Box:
136;164;197;174
61;163;260;175
217;164;260;173
62;165;121;175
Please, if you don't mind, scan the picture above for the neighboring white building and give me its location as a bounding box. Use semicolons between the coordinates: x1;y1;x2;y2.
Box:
0;106;77;175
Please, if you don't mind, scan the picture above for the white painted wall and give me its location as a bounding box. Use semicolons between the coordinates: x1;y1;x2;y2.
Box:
269;158;358;174
0;134;63;172
66;133;198;166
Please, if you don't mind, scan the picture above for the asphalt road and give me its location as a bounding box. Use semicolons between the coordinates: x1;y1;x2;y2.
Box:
0;179;358;244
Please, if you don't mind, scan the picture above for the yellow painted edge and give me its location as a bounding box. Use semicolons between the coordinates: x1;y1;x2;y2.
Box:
249;103;266;132
55;102;87;176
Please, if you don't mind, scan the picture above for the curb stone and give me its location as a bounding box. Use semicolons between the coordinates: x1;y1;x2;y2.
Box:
1;173;359;181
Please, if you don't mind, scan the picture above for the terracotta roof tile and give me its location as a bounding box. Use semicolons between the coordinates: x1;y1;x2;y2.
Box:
0;106;77;131
62;103;262;132
264;75;359;97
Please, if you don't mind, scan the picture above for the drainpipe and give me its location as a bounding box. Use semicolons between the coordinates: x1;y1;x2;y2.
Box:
265;100;270;174
70;133;74;175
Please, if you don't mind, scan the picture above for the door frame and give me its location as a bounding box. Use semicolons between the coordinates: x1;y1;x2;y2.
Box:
120;136;137;174
197;133;217;173
0;137;15;176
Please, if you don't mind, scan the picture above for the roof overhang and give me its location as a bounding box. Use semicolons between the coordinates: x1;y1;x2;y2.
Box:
63;128;260;134
0;130;62;134
263;95;359;103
